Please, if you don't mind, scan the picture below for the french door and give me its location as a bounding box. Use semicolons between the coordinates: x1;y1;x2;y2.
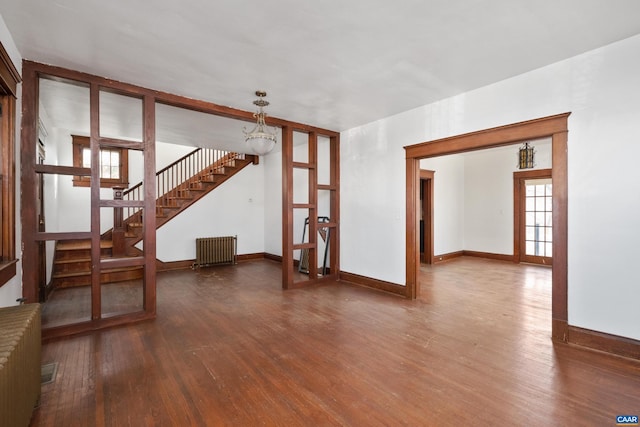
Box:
514;169;552;265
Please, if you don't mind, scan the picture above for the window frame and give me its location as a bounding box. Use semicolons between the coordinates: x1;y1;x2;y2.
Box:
71;134;129;188
0;41;20;287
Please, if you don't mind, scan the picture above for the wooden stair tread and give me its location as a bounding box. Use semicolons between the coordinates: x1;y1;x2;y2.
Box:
54;257;91;264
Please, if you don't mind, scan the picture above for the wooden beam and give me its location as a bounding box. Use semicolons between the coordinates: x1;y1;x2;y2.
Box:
405;113;571;159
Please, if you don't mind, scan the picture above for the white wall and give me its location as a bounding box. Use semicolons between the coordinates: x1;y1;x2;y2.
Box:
420;141;552;257
263;150;282;256
0;14;22;307
341;34;640;341
156;161;265;261
463;140;551;254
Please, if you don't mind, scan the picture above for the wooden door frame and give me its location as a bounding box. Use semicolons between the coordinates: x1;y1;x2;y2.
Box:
420;170;434;264
513;169;552;265
404;113;569;342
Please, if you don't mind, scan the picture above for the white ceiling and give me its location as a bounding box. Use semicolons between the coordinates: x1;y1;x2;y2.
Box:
3;0;640;149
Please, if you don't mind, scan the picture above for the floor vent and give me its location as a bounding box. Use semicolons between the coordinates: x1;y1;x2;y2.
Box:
41;363;58;385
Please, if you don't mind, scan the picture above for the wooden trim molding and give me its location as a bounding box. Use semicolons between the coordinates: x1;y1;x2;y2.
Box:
340;271;406;297
0;41;21;97
405;113;570;345
462;251;515;263
567;325;640;360
513;168;552;266
432;251;464;264
0;259;17;288
264;253;283;263
433;251;516;264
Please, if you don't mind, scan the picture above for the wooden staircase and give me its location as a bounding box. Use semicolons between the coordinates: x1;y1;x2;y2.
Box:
50;149;258;288
51;240;144;288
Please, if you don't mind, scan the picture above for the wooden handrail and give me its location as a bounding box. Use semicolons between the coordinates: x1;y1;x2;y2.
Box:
120;148;245;224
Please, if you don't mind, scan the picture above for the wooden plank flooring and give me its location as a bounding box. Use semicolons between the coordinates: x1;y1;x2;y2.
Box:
31;258;640;426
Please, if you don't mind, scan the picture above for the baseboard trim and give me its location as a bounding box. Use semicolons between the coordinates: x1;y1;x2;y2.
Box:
432;251;515;264
237;253;266;262
339;271;406;297
462;250;515;263
567;325;640;360
157;260;194;272
264;253;283;262
432;251;463;264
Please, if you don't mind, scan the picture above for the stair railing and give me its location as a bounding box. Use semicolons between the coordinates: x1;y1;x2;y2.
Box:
121;148;245;222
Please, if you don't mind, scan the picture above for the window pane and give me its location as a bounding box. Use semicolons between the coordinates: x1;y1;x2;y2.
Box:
545;227;553;242
525;185;535;197
101;150;111;167
535;212;545;225
526;226;536;240
546;196;552;211
545;242;553;257
111;165;119;179
545;184;552;195
82;148;91;168
535;196;545;211
102;164;111;178
526;212;535;225
535;184;546;196
526;197;535;211
525;241;534;255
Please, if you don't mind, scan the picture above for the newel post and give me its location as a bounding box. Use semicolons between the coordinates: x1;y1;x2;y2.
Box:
112;186;125;256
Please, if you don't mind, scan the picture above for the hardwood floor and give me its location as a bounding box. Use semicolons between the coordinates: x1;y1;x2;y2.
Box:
31;258;640;426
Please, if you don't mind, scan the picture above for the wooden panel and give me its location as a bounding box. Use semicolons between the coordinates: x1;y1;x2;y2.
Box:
329;135;340;276
1;92;16;264
35;164;91;176
281;126;294;289
552;130;568;331
143;95;157;315
99;200;145;208
100;256;145;269
292;161;316;169
19;63;39;303
98;137;144;150
405;157;419;298
35;231;92;241
90;83;101;320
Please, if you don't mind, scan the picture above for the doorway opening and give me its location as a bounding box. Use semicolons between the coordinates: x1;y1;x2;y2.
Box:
404;113;569;341
514;169;552;266
420;170;434;264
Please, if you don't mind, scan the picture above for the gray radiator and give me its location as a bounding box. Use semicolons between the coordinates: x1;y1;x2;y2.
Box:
0;304;41;427
193;236;237;268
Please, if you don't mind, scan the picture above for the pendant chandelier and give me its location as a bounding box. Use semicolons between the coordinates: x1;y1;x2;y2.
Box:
243;90;277;155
